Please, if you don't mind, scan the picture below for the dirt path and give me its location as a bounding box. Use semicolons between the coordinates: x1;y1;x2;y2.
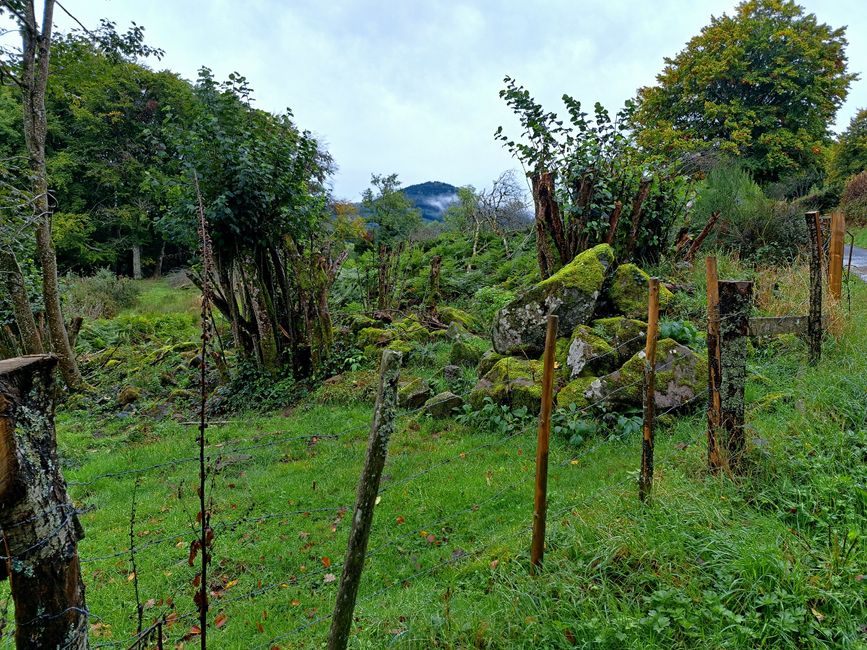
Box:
844;244;867;282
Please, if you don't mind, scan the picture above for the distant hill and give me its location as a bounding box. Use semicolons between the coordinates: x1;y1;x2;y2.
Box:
401;181;459;222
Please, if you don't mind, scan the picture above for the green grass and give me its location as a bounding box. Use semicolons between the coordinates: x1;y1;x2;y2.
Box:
1;277;865;649
853;226;867;249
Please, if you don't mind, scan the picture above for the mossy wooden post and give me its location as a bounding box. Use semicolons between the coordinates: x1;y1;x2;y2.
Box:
717;281;753;473
805;212;823;365
828;211;845;302
705;257;723;472
638;279;660;503
530;315;558;572
0;355;87;650
328;349;402;650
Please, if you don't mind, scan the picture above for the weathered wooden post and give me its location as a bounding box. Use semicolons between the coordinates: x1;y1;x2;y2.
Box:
0;355;87;650
805;212;823;365
717;281;753;473
328;349;402;650
638;279;660;502
828;211;845;302
705;257;723;472
530;315;558;572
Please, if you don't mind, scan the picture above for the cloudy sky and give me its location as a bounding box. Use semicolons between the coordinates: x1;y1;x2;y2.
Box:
44;0;867;199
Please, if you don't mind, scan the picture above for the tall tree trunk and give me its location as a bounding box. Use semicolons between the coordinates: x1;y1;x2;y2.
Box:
19;0;82;389
131;244;142;279
0;248;43;355
153;241;165;278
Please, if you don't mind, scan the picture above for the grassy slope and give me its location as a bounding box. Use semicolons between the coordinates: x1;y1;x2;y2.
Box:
2;277;865;649
853;226;867;249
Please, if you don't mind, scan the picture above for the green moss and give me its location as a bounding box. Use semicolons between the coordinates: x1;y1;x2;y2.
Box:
484;357;544;383
314;370;379;404
348;314;380;333
561;325;615;379
477;350;505;377
607;263;674;318
556;376;597;409
437;306;480;332
592;316;648;363
537;243;614;294
392;318;431;343
357;327;395;347
469;357;545;413
450;338;483;366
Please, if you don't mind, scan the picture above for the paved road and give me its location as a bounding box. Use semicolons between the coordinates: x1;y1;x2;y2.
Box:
844;244;867;282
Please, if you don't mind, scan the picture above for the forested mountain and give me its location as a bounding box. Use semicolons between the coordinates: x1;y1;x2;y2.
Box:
401;181;459;221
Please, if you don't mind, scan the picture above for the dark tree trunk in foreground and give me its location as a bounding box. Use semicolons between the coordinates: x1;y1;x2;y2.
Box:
0;355;87;649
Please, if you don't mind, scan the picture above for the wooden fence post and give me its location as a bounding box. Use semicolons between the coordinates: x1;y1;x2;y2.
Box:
717;281;753;473
805;212;823;365
328;349;402;650
0;355;87;650
530;315;558;572
828;211;845;302
705;257;723;472
638;279;660;502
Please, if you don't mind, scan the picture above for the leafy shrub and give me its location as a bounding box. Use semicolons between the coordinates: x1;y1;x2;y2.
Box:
659;319;703;349
471;286;515;330
222;359;304;412
551;404;598;446
455;398;533;436
692;161;806;261
840;170;867;225
62;268;141;319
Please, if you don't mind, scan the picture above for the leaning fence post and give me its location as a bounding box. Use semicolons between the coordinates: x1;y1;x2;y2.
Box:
805;211;823;365
327;349;402;650
705;257;723;472
717;281;753;473
530;314;558;572
828;211;845;302
0;355;87;650
638;278;660;502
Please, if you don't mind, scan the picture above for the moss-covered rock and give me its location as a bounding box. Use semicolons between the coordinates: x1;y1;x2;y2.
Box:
392;316;431;343
469;357;544;414
437;306;480;332
348;314;381;334
398;377;433;409
606;263;673;318
597;338;707;410
492;244;615;356
424;391;465;418
476;350;505;377
430;329;452;342
450;338;484;366
357;327;395;348
118;386;141;406
592;316;648;364
560;325;616;379
364;339;414;361
556;376;597;409
315;370;379;404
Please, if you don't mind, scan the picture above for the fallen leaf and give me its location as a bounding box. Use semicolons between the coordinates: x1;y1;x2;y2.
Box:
396;516;405;525
127;572;136;582
321;556;331;568
214;612;228;629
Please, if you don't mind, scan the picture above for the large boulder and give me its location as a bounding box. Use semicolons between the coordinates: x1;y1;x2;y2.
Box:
357;327;395;348
591;316;648;364
556;376;597;410
605;263;674;319
559;325;616;379
589;338;707;410
424;391;465;418
492;244;615;356
469;357;544;414
392;316;431;343
477;350;505;377
398;377;433;409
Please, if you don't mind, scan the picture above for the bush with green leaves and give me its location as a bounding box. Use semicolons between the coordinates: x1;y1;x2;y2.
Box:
840;170;867;226
659;319;703;349
455;398;534;436
692;160;806;261
62;268;141;319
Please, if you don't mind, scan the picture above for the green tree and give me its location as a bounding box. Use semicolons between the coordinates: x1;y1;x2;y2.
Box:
829;108;867;187
360;173;421;310
633;0;856;183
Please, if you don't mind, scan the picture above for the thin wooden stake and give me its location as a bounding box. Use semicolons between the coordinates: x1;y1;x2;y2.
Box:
530;315;558;572
328;349;402;650
828;211;845;301
718;280;753;473
805;212;823;365
638;278;660;502
705;257;723;472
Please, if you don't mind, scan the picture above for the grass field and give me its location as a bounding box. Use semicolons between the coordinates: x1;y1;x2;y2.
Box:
2;273;865;649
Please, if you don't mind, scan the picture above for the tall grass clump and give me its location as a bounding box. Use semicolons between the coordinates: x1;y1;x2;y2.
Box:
62;268;141;319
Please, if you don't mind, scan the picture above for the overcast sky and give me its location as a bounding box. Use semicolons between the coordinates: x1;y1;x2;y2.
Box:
43;0;867;199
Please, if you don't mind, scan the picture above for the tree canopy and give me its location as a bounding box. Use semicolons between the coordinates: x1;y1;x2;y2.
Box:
633;0;856;183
